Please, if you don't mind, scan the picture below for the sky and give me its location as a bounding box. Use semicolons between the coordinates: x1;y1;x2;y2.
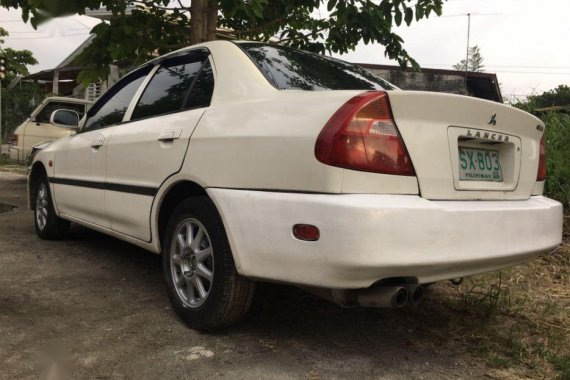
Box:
0;9;100;71
1;0;569;99
335;0;570;100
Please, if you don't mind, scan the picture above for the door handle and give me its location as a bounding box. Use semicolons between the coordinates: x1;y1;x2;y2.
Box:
91;138;104;148
158;129;181;142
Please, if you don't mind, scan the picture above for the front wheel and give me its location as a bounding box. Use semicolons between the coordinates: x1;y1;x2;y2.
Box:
162;197;255;331
34;177;70;240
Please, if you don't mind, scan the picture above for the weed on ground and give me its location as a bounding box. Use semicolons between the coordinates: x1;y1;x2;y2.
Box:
410;214;570;379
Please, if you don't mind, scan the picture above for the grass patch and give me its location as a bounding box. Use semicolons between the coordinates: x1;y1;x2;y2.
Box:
0;156;27;175
417;216;570;379
542;112;570;208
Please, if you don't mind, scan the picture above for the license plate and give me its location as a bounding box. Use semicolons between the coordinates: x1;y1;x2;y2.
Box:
458;147;503;182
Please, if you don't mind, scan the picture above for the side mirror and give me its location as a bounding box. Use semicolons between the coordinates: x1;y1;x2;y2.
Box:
50;109;80;131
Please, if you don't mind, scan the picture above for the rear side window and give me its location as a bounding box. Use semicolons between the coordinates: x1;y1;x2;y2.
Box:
185;60;214;109
35;102;86;124
239;43;396;91
131;54;206;121
84;65;151;131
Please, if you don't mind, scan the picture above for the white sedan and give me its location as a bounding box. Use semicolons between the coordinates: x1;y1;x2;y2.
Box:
29;40;563;331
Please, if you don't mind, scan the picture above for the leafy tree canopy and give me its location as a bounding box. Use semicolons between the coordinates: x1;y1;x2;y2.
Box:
453;45;484;72
0;27;38;85
0;0;446;83
528;85;570;109
1;27;41;141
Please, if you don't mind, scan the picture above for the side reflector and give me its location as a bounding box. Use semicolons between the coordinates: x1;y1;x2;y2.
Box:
537;134;547;181
292;224;320;241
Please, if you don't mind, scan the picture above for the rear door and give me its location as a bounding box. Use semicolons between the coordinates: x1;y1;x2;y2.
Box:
104;51;215;241
52;66;151;227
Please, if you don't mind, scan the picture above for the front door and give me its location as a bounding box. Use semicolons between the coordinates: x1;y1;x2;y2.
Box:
52;66;152;227
104;52;215;241
52;128;112;227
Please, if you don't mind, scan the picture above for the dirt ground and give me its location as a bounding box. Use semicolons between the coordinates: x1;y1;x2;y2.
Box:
0;171;561;379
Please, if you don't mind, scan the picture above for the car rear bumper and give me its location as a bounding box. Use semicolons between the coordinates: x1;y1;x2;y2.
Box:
208;189;563;289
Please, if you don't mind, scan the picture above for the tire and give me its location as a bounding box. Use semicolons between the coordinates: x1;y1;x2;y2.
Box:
33;176;70;240
162;197;255;331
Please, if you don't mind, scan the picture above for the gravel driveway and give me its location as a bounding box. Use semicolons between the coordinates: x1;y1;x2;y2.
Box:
0;171;488;379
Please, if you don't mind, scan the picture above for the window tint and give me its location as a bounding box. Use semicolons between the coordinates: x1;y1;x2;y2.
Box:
35;102;86;124
131;55;204;121
239;43;397;91
84;66;151;131
185;60;214;109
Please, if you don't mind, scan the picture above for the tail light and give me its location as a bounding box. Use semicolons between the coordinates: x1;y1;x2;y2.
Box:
315;91;415;176
537;134;547;181
11;134;18;145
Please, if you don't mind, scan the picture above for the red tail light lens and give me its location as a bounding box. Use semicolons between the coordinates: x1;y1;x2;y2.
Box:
315;91;415;176
11;134;18;145
537;134;547;181
292;224;320;241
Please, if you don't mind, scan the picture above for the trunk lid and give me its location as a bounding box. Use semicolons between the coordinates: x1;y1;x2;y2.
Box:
387;91;544;200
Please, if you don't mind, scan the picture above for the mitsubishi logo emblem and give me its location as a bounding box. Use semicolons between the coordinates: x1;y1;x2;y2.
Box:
488;113;497;126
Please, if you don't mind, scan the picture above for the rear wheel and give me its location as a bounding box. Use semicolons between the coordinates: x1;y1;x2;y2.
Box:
34;177;70;240
162;197;255;331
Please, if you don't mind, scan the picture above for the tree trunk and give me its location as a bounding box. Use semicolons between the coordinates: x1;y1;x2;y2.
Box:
190;0;205;45
206;1;218;41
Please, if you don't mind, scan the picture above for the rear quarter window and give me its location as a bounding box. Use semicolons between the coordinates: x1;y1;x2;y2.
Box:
238;43;396;91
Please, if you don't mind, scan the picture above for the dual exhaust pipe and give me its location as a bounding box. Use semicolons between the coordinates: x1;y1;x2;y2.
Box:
356;284;424;308
305;283;425;309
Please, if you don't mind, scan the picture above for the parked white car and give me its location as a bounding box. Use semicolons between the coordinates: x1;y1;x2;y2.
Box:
10;97;91;162
28;41;563;330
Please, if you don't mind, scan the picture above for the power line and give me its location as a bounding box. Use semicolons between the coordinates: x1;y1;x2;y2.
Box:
424;63;570;70
491;70;570;75
441;12;503;18
3;32;90;40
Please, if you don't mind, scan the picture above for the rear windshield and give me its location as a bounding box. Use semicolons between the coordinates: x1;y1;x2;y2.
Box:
238;43;396;91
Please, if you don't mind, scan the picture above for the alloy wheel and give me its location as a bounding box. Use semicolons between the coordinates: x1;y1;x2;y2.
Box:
170;218;214;308
35;183;49;231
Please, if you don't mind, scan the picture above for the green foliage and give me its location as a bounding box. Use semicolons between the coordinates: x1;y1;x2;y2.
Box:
514;90;570;208
0;26;39;142
0;0;446;83
1;83;44;138
551;355;570;380
0;27;38;85
541;111;570;208
453;45;484;72
527;85;570;109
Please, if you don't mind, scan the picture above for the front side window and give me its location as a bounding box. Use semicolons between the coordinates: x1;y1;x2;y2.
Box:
84;66;151;131
239;43;397;91
35;102;86;124
131;55;205;121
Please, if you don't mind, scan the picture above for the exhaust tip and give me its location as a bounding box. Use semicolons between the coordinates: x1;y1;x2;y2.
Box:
410;286;424;306
393;288;408;308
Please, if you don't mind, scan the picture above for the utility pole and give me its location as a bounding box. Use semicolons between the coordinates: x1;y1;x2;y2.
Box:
464;13;471;94
0;54;5;144
445;12;502;95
